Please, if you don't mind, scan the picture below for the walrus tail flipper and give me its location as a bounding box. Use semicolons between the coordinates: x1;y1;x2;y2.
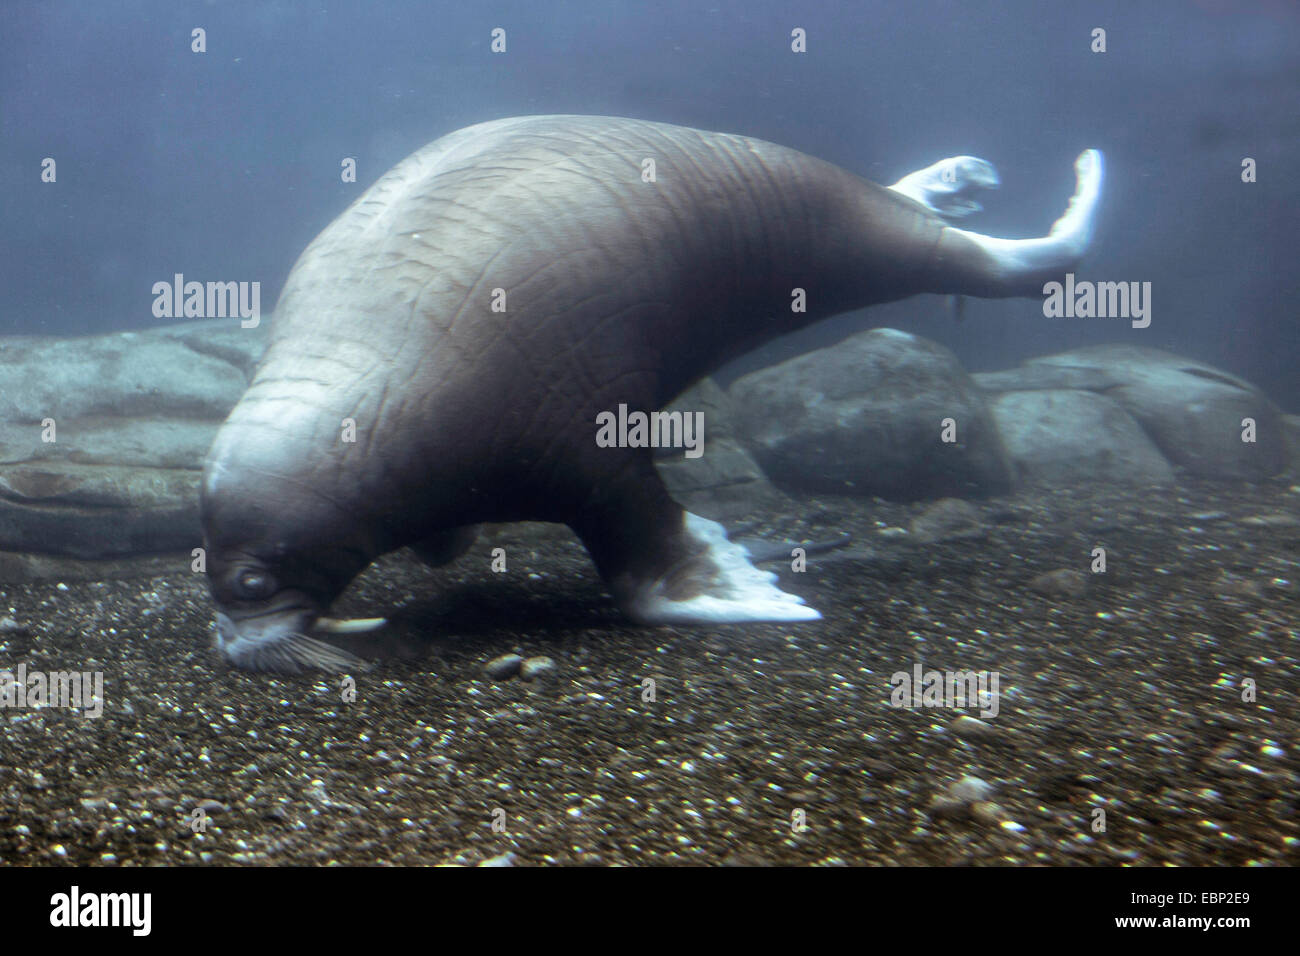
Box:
936;149;1105;297
571;460;820;625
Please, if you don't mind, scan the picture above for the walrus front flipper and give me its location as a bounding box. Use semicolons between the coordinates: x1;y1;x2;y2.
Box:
571;463;820;625
623;513;822;624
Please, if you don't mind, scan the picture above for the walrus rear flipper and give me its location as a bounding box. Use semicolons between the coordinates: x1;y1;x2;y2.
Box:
929;149;1105;298
570;457;820;625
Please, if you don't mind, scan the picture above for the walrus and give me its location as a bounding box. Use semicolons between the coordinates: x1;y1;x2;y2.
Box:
201;115;1104;672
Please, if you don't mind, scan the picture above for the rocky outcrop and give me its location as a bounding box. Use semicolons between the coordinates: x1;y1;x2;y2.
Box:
989;389;1175;486
0;319;266;578
978;346;1287;481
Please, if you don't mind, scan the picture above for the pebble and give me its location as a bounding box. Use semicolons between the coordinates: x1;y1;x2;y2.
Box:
478;851;517;867
928;775;994;818
485;654;523;680
948;775;993;803
1241;513;1300;528
520;656;557;682
1029;569;1089;599
950;715;999;742
909;499;985;544
0;616;26;634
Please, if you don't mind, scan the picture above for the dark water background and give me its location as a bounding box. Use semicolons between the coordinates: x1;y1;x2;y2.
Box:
4;0;1297;405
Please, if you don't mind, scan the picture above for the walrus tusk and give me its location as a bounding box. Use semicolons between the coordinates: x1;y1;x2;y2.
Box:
311;616;388;635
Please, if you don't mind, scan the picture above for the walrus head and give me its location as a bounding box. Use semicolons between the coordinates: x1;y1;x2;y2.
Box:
200;479;387;673
199;360;394;674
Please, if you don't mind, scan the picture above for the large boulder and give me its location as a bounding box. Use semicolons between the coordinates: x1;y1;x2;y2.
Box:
990;390;1175;486
0;319;265;578
978;346;1286;480
729;329;1013;500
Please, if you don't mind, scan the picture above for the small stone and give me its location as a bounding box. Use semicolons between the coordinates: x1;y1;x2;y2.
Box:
478;851;517;867
950;715;998;741
928;775;994;819
909;499;985;544
197;799;227;813
0;616;27;634
948;775;993;803
519;656;557;682
1241;513;1300;528
1029;569;1089;599
970;801;1005;824
485;654;523;680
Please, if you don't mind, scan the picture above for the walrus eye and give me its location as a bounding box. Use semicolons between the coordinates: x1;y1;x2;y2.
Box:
234;569;276;601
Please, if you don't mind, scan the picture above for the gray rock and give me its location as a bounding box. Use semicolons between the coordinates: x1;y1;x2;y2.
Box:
653;378;784;519
0;551;186;585
909;498;985;544
950;715;999;741
730;329;1013;500
928;775;995;818
1021;346;1286;480
0;464;202;558
519;656;557;682
0;320;262;569
151;318;269;377
485;654;523;680
1029;569;1091;599
0;419;220;469
990;389;1174;486
973;365;1122;393
0;327;251;423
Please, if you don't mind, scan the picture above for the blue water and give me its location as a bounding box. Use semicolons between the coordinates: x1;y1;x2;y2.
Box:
3;0;1298;404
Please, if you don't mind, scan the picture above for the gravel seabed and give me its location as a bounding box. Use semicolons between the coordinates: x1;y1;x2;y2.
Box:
1;478;1297;866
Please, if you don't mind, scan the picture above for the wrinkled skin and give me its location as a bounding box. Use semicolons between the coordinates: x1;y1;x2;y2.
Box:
201;115;1103;672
